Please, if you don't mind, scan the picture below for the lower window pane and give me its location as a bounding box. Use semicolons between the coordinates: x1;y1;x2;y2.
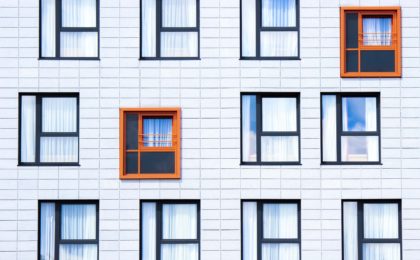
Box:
59;244;97;260
126;152;139;174
60;32;98;57
260;31;298;57
262;243;299;260
161;32;198;57
341;136;379;162
363;243;400;260
40;137;78;163
161;244;198;260
261;136;298;162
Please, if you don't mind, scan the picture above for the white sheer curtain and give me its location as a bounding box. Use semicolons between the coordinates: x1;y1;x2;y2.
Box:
261;136;298;162
242;95;257;162
322;95;337;162
161;244;198;260
262;244;299;260
143;118;173;147
343;202;358;260
162;204;197;239
261;31;298;57
41;137;78;162
263;203;297;239
40;203;55;260
366;98;378;161
363;244;400;260
242;202;257;260
41;0;56;57
21;95;36;163
62;0;96;27
161;32;198;57
142;203;156;260
59;245;97;260
141;0;157;57
60;32;98;57
262;98;296;131
262;0;296;27
363;17;392;46
241;0;256;57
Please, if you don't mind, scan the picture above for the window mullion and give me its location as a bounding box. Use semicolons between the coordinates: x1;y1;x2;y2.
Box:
256;96;262;163
336;95;342;163
255;0;261;58
36;96;42;163
156;0;162;58
156;202;162;260
358;202;363;260
56;0;62;58
55;202;61;260
257;202;263;260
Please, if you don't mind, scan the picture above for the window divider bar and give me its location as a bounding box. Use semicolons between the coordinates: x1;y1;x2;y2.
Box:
260;27;298;31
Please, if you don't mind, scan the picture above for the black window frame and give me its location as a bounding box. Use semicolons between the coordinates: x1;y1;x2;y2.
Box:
39;0;100;60
37;200;100;260
140;0;201;60
341;199;402;260
18;93;80;166
320;92;381;165
240;92;301;165
140;200;201;260
240;0;300;60
241;200;301;260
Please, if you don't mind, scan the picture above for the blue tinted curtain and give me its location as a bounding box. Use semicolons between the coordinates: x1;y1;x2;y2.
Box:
143;118;173;147
363;18;392;46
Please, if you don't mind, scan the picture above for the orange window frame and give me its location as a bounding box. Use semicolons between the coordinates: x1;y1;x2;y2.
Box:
119;108;181;179
340;7;401;78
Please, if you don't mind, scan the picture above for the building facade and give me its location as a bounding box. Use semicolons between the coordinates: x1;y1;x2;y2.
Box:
0;0;419;260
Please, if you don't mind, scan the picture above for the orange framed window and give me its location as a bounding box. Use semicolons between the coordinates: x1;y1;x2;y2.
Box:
119;108;181;179
340;7;401;78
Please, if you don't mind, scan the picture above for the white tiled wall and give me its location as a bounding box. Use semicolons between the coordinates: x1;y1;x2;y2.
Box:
0;0;419;259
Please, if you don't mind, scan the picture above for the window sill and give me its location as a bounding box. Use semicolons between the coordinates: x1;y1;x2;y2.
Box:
321;162;383;166
18;163;81;167
39;57;100;61
139;57;201;61
240;162;302;166
240;57;301;61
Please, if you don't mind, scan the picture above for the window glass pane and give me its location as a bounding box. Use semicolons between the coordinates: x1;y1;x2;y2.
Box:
41;0;56;57
241;0;256;57
263;203;298;239
363;243;400;260
143;118;173;147
262;0;296;27
142;203;156;260
161;32;198;57
242;95;257;162
162;0;196;27
342;97;377;132
40;203;56;260
341;136;379;162
260;31;298;57
141;0;157;57
21;96;36;163
242;202;257;260
40;137;78;162
321;95;337;162
162;204;197;239
126;152;139;174
61;204;96;240
60;32;98;57
126;114;138;150
343;202;358;260
364;203;399;239
59;244;97;260
161;244;198;260
261;136;299;162
262;243;299;260
262;97;297;132
62;0;96;27
363;17;392;46
42;97;77;133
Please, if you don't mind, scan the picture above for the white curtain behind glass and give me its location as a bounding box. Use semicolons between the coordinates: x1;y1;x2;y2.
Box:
262;244;299;260
161;244;198;260
162;0;196;27
242;95;257;162
61;32;98;57
21;96;36;163
41;0;56;57
363;243;400;260
261;31;298;57
243;202;257;260
263;203;297;239
262;0;296;27
62;0;96;27
59;244;97;260
366;98;378;161
363;17;392;46
61;204;96;240
162;204;197;239
141;0;157;57
143;118;173;147
322;95;337;162
40;203;55;260
343;202;358;260
261;136;298;162
364;203;399;239
142;203;156;260
161;32;198;57
241;0;256;57
262;98;296;131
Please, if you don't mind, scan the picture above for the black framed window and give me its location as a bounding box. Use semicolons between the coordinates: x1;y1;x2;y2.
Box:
40;0;100;59
38;200;99;260
241;93;300;165
342;200;402;260
242;200;301;260
241;0;300;59
321;93;380;164
140;0;200;59
19;93;79;166
141;200;200;260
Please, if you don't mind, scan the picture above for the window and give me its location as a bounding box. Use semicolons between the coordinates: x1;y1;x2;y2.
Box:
141;0;200;59
39;201;99;260
241;93;300;164
119;108;181;179
242;200;300;260
40;0;100;59
141;200;200;260
19;93;79;166
241;0;300;59
321;93;380;164
342;200;402;260
340;7;401;77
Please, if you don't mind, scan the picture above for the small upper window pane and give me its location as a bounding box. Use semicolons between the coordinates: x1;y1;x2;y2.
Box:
162;204;197;239
42;97;77;133
61;0;96;27
263;203;298;239
143;118;173;147
262;97;297;132
342;97;377;132
262;0;296;27
363;17;392;46
364;203;399;239
61;204;97;240
162;0;196;27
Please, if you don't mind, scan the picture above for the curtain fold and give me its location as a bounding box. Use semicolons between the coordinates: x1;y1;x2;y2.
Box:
162;0;196;27
142;203;156;260
260;31;298;57
343;202;358;260
61;204;96;240
59;244;97;260
241;0;256;56
161;244;198;260
40;137;78;162
21;96;36;163
242;95;257;162
261;243;299;260
161;32;198;57
143;118;173;147
243;202;257;260
262;0;296;27
261;136;298;162
42;98;77;133
321;95;337;162
60;32;98;57
363;243;400;260
263;203;297;239
62;0;96;27
40;203;55;260
141;0;157;57
262;97;296;131
364;203;399;239
363;17;392;46
41;0;56;57
162;204;197;239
